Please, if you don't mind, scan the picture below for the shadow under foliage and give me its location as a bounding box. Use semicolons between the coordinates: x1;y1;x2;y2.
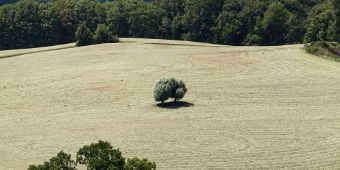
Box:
156;101;194;109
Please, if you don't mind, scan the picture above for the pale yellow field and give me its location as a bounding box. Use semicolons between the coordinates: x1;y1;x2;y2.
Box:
0;38;340;169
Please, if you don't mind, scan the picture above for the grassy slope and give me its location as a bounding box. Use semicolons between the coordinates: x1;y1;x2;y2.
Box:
0;39;339;169
0;43;75;59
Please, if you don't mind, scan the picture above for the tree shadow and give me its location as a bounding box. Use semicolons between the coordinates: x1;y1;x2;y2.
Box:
156;101;194;109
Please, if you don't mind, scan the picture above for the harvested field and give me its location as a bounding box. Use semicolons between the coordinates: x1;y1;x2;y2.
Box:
0;38;340;169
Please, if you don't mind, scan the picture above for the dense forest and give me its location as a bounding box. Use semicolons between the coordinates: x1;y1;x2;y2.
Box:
0;0;339;50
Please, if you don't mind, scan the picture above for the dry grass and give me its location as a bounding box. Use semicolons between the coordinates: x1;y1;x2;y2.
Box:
0;39;340;169
0;43;75;59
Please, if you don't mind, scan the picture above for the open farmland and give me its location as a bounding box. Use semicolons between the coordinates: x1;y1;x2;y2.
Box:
0;38;340;169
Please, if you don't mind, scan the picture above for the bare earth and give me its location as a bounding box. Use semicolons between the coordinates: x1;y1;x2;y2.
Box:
0;38;340;169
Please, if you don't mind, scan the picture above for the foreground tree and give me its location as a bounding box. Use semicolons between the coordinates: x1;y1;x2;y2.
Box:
124;158;156;170
28;141;156;170
28;151;77;170
76;140;125;170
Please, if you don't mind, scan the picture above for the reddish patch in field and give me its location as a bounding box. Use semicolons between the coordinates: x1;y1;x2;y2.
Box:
84;82;125;92
188;52;255;66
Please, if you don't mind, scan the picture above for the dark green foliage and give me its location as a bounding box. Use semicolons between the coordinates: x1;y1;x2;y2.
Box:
128;2;161;38
285;14;305;44
0;0;43;49
0;0;17;5
28;151;77;170
94;24;119;43
75;0;98;31
43;0;97;43
157;0;184;39
171;15;183;39
247;17;264;45
261;1;290;45
332;0;340;41
212;0;244;45
305;41;340;61
153;78;187;104
124;158;156;170
28;141;156;170
75;23;94;46
305;10;336;43
76;140;125;170
106;1;129;37
166;78;187;102
181;0;224;42
0;0;339;50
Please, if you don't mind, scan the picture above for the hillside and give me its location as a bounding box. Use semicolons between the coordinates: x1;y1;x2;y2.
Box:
0;39;340;169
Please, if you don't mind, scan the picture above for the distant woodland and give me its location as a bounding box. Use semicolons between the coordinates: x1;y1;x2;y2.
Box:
0;0;339;50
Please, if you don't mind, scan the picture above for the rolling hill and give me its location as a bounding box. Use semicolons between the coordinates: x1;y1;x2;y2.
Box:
0;39;339;169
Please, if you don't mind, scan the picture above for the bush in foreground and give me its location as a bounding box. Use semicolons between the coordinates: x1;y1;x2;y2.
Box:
153;78;187;104
28;151;76;170
28;140;156;170
124;158;156;170
76;140;125;170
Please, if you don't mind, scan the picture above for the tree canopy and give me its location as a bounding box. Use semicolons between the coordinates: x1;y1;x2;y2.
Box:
0;0;338;50
28;140;156;170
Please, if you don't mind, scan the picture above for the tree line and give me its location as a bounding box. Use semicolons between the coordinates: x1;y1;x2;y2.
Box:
0;0;339;50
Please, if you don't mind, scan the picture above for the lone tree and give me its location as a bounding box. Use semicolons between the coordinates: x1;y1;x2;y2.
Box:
153;78;187;104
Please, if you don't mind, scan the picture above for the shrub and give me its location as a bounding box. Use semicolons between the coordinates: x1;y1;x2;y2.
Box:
305;41;340;61
153;79;171;104
124;158;156;170
28;151;77;170
153;78;187;104
75;23;94;46
76;140;125;170
173;80;187;102
94;24;119;44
